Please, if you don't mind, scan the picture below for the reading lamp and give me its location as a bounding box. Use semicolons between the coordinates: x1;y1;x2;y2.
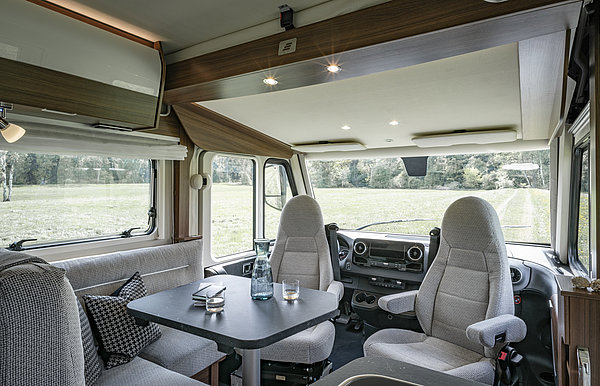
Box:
0;103;26;143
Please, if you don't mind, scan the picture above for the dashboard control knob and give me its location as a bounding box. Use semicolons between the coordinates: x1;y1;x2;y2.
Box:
407;246;423;261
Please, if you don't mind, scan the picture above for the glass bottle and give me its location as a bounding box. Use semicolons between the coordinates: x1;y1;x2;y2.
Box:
251;238;273;300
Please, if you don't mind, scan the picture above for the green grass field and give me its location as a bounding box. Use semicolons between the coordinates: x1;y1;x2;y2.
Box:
1;184;150;246
1;184;550;255
212;184;550;256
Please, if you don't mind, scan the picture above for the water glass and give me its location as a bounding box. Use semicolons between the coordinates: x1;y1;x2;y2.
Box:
282;279;299;301
206;292;225;313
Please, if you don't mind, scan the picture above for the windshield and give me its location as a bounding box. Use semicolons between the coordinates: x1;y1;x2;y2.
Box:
307;150;550;244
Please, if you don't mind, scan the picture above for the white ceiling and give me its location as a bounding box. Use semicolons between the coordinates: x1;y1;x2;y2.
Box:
48;0;334;54
199;43;528;150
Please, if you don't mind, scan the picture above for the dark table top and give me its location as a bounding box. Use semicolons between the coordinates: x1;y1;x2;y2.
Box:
312;357;485;386
127;274;339;349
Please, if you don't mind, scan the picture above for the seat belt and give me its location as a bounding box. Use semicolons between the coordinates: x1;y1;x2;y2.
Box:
326;223;341;282
428;227;440;270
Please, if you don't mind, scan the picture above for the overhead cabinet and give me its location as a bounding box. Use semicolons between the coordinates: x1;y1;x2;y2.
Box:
0;0;162;129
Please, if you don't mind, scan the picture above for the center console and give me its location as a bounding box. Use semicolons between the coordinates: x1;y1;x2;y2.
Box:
352;239;425;273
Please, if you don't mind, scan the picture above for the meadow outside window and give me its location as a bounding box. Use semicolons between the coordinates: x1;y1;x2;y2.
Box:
0;151;155;249
210;154;255;257
307;149;551;244
264;159;297;240
569;142;590;275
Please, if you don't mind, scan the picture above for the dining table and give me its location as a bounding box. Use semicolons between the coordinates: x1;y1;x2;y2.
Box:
127;274;339;386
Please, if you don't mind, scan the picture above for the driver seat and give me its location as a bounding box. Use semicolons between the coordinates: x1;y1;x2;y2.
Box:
363;196;527;384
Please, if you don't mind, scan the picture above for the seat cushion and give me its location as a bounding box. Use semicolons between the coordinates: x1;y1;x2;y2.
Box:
364;328;494;384
139;326;225;376
95;356;206;386
258;321;335;364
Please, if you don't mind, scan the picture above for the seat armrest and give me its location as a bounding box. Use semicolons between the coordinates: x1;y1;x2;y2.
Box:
327;281;344;302
378;290;418;314
466;314;527;348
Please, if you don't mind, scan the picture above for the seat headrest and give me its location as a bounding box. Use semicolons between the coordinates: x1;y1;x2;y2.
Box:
441;196;505;251
279;195;325;237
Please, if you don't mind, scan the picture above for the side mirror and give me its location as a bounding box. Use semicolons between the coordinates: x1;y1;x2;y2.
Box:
265;164;288;211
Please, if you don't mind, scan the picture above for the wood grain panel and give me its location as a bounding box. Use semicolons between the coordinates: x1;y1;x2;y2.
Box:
26;0;155;48
165;0;580;103
140;110;182;138
172;104;293;158
556;275;600;385
0;57;158;127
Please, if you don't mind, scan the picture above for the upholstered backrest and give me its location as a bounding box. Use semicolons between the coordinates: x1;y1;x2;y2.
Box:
0;251;85;386
53;240;203;300
415;197;513;357
270;195;333;291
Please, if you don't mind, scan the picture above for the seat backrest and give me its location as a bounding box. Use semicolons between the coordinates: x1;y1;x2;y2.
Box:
415;196;513;357
53;240;203;299
0;250;85;386
270;195;333;291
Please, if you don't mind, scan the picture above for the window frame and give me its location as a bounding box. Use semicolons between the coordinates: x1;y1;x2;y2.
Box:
567;138;591;275
263;158;298;239
10;159;158;252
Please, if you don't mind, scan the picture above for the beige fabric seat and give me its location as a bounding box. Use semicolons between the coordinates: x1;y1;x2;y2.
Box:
256;195;343;364
364;197;527;385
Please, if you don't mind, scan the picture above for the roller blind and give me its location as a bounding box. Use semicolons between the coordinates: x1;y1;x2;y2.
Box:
0;120;187;160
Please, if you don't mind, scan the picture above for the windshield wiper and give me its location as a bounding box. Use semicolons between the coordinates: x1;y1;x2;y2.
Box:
355;218;433;231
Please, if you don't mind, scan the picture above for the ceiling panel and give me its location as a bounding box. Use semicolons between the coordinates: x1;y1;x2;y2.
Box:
48;0;332;53
198;43;522;150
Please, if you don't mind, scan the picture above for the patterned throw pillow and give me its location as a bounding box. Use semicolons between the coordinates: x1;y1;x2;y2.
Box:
77;300;102;384
83;272;161;369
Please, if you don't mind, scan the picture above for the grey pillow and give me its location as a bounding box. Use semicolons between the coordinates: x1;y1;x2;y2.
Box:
77;300;102;385
83;272;161;369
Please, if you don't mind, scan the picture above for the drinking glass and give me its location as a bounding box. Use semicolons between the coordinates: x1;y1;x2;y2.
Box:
282;279;299;301
206;292;225;313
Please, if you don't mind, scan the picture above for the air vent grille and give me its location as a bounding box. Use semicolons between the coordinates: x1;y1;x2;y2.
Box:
278;38;297;56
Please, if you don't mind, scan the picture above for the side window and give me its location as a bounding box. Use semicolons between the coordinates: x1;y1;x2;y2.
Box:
264;160;296;240
211;155;255;257
570;144;590;274
0;151;154;248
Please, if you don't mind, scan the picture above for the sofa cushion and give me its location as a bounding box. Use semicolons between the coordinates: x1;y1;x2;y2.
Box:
77;300;102;385
95;356;207;386
83;273;161;369
140;326;225;377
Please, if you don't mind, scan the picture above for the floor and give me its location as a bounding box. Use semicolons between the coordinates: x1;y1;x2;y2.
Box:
329;322;366;370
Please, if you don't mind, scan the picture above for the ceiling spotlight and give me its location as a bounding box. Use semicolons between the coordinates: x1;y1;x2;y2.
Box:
0;104;26;143
389;120;399;126
341;125;351;130
384;138;394;143
326;64;341;73
263;77;278;86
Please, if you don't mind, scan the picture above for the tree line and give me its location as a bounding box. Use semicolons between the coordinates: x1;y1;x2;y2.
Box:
0;151;151;201
308;150;550;190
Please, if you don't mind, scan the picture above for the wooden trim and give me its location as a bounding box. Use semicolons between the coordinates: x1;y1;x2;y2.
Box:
173;121;195;241
172;104;293;158
164;0;580;103
0;57;158;127
140;109;182;138
26;0;155;48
